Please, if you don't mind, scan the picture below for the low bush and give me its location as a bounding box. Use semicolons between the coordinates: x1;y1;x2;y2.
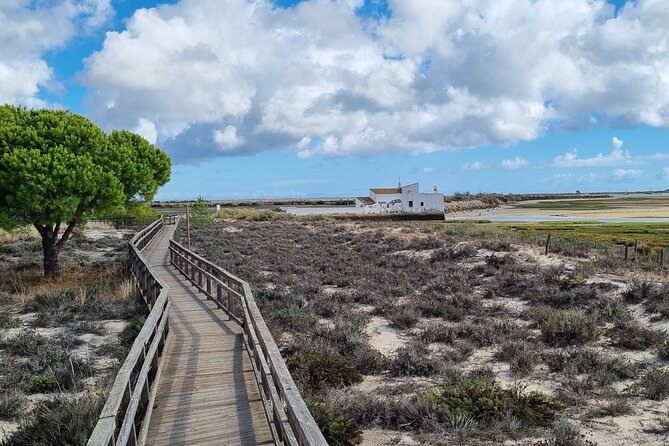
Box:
3;393;104;445
389;344;438;377
639;367;669;400
0;311;20;329
385;304;420;329
307;401;363;446
535;309;600;347
118;315;146;348
547;419;588;446
545;348;637;386
286;351;362;392
657;342;669;361
496;341;540;377
588;398;634;418
0;388;26;419
622;279;658;304
609;321;665;350
421;379;562;426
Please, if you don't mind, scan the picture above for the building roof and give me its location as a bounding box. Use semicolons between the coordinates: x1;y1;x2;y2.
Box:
356;197;374;205
370;187;401;194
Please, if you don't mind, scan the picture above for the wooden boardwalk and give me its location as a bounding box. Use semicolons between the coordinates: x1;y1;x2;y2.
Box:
142;225;274;446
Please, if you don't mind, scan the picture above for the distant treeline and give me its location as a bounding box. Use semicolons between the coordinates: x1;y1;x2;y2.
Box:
154;198;355;208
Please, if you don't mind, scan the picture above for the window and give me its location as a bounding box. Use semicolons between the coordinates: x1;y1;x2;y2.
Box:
408;200;413;208
420;202;424;207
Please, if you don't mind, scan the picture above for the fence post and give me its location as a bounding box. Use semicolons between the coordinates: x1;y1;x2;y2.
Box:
624;244;629;262
633;240;638;261
545;234;551;255
661;249;665;268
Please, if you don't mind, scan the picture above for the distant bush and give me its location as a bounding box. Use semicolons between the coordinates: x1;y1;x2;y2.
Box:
286;352;362;392
496;341;540;377
547;419;588;446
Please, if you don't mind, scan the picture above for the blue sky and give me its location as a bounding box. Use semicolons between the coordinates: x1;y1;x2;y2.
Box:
3;0;669;199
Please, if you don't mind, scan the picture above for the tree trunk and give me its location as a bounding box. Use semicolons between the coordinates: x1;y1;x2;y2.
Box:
42;236;60;278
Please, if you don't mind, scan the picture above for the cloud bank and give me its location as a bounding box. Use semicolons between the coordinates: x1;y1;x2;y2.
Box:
0;0;112;106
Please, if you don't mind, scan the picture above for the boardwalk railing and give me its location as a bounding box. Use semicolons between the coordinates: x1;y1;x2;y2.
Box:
88;216;176;446
168;238;328;446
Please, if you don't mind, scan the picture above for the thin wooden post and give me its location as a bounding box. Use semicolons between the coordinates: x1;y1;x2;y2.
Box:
660;249;665;268
624;244;629;262
186;203;191;250
633;240;638;261
545;234;551;255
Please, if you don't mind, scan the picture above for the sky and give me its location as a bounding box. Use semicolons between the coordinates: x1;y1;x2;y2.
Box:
2;0;669;199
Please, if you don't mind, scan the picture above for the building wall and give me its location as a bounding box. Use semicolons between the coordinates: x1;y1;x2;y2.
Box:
360;184;444;213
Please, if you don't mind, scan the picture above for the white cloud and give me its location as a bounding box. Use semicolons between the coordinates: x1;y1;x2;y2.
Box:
501;156;529;169
134;118;158;144
611;169;644;183
0;0;112;106
213;126;244;151
554;137;634;168
74;0;669;162
463;160;488;171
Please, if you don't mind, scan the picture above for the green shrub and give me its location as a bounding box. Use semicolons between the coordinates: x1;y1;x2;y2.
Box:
307;401;362;446
640;367;669;400
421;379;561;427
191;196;214;227
273;305;319;333
286;352;362;392
29;375;59;393
3;394;103;445
536;309;599;347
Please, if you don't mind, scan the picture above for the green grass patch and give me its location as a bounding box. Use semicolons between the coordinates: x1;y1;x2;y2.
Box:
516;200;615;211
496;221;669;248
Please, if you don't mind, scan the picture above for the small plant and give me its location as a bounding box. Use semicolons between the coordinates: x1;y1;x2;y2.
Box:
592;398;634;418
639;367;669;400
29;375;60;393
0;388;27;419
547;419;587;446
496;341;540;377
0;310;20;329
307;400;363;446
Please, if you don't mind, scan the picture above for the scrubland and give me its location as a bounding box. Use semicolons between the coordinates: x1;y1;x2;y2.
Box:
0;226;146;444
192;218;669;446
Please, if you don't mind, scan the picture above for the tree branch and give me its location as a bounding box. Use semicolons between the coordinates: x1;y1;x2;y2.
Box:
56;219;78;249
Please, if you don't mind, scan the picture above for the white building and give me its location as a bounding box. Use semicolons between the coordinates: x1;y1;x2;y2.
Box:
355;182;444;214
